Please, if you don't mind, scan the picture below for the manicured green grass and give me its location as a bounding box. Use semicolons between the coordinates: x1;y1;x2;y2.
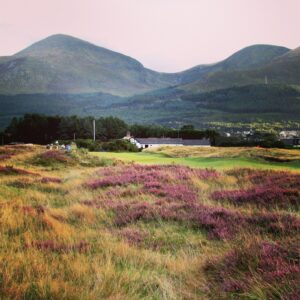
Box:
91;151;300;171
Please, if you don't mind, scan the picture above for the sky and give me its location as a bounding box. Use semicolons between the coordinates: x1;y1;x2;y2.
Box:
0;0;299;72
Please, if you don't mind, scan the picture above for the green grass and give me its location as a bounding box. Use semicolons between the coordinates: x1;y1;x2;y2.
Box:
91;151;300;171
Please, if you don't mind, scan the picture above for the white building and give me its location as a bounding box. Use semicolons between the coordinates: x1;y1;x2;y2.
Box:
279;131;300;139
128;137;211;149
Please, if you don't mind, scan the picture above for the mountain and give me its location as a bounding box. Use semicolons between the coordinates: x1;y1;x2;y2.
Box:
0;36;291;96
177;44;290;85
0;35;299;129
181;45;300;93
0;34;179;96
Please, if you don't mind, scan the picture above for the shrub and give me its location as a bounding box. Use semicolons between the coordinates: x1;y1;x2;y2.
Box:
60;139;102;151
101;139;139;152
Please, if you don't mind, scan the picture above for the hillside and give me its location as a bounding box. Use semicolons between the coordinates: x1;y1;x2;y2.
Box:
179;44;290;84
1;84;299;130
182;47;300;93
0;34;179;96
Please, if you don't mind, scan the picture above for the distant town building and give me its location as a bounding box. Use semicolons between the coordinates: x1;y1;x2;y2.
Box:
279;131;300;139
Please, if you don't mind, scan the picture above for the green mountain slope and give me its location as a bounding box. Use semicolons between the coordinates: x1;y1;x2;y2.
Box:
178;44;290;84
0;34;179;96
182;47;300;93
0;36;291;96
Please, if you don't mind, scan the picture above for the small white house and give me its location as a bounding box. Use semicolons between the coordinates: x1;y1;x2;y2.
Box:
127;137;211;149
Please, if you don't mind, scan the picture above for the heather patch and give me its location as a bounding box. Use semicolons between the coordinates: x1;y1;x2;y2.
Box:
106;186;142;198
248;170;300;189
0;165;36;176
117;223;209;253
216;169;300;209
31;150;76;167
22;205;46;216
212;187;299;210
0;154;12;161
143;182;198;203
86;164;219;190
7;178;35;189
247;212;300;236
84;164;300;240
0;146;18;156
89;198;300;240
226;168;300;189
205;239;300;299
1;144;299;300
40;177;62;184
117;228;149;247
27;240;90;253
99;200;243;240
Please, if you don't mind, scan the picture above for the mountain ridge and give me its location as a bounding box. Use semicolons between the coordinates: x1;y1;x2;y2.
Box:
0;34;293;96
0;34;299;129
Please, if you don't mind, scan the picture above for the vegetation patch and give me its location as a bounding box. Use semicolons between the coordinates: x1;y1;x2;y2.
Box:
0;145;299;299
205;239;300;299
212;187;299;209
27;240;90;253
31;150;76;167
0;165;36;176
0;154;12;161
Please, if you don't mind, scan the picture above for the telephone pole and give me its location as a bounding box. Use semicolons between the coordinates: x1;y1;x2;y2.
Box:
93;119;96;141
265;75;268;85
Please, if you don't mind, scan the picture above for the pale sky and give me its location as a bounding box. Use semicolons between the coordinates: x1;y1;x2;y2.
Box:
0;0;299;72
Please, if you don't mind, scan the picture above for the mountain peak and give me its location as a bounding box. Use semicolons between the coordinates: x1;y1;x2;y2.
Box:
221;44;290;71
4;34;178;96
14;34;97;57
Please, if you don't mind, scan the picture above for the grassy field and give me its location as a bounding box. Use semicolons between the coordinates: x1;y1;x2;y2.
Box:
0;145;299;299
91;146;300;171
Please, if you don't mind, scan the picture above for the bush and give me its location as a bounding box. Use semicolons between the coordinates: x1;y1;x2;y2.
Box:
101;140;139;152
59;139;102;151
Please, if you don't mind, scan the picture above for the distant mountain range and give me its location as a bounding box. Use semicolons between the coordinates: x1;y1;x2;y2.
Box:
0;34;300;129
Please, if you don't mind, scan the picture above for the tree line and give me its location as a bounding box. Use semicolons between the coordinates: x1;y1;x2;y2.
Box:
0;114;219;145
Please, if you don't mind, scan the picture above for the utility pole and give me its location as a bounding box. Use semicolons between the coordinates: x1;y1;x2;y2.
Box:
93;119;96;141
265;75;268;85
